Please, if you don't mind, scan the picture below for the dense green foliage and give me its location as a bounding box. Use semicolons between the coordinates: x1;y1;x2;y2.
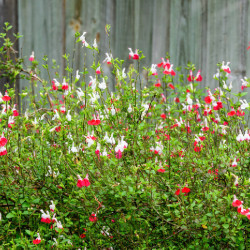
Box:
0;23;250;249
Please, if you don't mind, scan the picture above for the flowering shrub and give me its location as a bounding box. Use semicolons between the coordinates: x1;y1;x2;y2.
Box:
0;23;250;249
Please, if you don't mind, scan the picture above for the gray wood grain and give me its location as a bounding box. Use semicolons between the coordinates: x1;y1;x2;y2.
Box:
16;0;250;99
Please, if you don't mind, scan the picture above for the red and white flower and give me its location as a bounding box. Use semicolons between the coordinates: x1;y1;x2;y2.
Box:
29;51;35;62
33;233;41;244
62;79;69;90
128;48;139;60
232;195;243;207
221;61;231;73
0;133;7;147
2;91;11;102
77;174;90;188
40;210;51;223
103;53;112;64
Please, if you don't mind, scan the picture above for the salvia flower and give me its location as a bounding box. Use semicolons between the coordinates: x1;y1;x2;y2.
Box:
128;48;139;60
80;32;89;47
88;115;101;125
76;70;80;80
96;66;101;74
52;79;60;90
99;78;107;90
232;195;243;207
2;91;11;102
0;133;7;147
150;64;158;75
227;107;236;117
62;79;69;90
240;99;249;110
163;64;175;76
29;51;35;62
93;38;98;49
103;53;112;64
40;210;51;223
77;174;90;187
0;146;7;156
182;187;191;195
89;213;97;222
241;77;248;90
33;233;41;244
50;201;55;212
236;130;244;142
221;61;231;73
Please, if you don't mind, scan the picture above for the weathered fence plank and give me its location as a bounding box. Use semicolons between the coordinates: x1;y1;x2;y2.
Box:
0;0;19;97
16;0;250;99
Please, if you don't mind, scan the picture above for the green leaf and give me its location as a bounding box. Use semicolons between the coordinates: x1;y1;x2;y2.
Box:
6;212;16;218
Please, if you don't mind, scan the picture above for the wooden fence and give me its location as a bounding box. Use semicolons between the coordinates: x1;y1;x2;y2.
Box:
1;0;250;97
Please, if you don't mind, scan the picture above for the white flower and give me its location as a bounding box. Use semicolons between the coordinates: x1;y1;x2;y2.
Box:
66;110;71;121
103;53;112;64
213;69;220;79
243;130;250;141
80;32;88;47
52;110;60;120
93;39;98;49
240;99;249;110
76;88;84;100
186;93;193;105
32;117;38;126
40;114;46;121
236;130;244;142
50;201;55;211
150;64;157;75
228;82;233;90
89;76;97;90
56;220;63;229
128;104;133;113
69;142;79;153
89;92;100;105
99;78;107;90
111;105;116;116
76;70;80;80
53;79;60;87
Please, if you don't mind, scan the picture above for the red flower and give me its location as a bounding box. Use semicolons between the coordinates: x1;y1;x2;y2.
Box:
195;70;202;81
175;188;180;195
187;70;194;82
77;174;90;187
29;51;35;61
182;187;191;194
232;196;243;207
89;213;97;222
0;147;7;156
33;239;41;245
227;107;236;117
55;126;61;132
160;113;166;119
88;119;101;125
96;66;101;74
163;64;175;76
62;79;68;90
174;97;180;103
128;48;139;60
154;79;161;87
168;83;175;90
204;96;212;104
2;91;11;102
0;133;7;147
82;174;90;187
157;168;165;173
